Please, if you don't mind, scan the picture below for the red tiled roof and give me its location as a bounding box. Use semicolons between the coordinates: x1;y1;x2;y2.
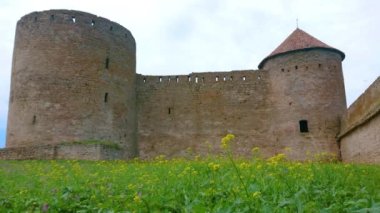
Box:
258;28;345;69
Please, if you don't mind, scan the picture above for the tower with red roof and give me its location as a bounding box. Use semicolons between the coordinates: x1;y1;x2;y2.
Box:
258;28;347;159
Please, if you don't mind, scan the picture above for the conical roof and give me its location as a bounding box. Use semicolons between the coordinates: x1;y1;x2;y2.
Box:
258;28;345;69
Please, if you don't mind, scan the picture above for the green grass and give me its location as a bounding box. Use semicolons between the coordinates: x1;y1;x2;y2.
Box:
0;156;380;212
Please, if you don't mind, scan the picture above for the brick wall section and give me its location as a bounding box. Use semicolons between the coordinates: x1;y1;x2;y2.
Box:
339;77;380;163
6;10;138;158
137;70;274;159
136;49;346;161
0;145;55;160
0;143;123;160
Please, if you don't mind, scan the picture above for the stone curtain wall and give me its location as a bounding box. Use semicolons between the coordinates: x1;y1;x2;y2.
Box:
0;143;123;160
136;49;347;160
136;70;277;159
339;77;380;163
6;10;138;158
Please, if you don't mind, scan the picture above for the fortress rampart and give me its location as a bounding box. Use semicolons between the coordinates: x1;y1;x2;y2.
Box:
6;10;137;158
339;77;380;163
136;70;273;158
1;9;378;162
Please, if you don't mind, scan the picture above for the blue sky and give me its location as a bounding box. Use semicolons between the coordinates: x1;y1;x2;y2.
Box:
0;0;379;148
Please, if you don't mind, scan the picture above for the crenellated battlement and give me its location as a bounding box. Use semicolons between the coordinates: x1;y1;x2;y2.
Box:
18;10;135;49
137;70;267;86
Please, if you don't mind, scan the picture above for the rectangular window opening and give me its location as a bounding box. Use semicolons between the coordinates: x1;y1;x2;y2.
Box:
299;120;309;133
159;77;162;82
104;93;109;103
72;16;76;23
195;76;199;83
91;20;95;26
32;115;36;124
216;76;219;82
105;58;109;69
168;107;171;114
176;76;179;83
242;76;246;81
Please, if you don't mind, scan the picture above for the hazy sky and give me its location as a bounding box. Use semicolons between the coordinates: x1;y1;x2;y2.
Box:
0;0;379;148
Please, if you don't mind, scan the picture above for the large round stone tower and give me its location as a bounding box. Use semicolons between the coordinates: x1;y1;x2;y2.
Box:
6;10;137;158
259;28;347;160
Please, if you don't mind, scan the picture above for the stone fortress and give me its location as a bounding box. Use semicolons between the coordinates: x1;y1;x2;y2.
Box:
0;10;379;163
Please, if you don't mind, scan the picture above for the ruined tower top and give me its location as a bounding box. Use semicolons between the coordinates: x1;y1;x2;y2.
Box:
258;28;345;69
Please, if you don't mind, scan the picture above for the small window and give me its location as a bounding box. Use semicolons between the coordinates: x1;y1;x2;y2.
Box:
281;68;284;72
72;16;76;23
50;15;54;21
91;20;95;26
159;77;162;82
295;66;298;70
230;76;233;81
104;93;109;103
216;76;219;81
242;76;246;81
299;120;309;133
188;76;191;82
318;64;322;68
176;76;179;83
195;76;199;83
223;76;226;81
202;77;205;83
110;26;113;31
143;78;146;83
105;58;110;69
168;107;171;114
258;75;261;80
32;115;36;124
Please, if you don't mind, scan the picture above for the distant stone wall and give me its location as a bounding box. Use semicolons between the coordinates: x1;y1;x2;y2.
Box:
339;77;380;163
0;143;123;160
137;70;275;159
136;49;346;161
0;145;56;160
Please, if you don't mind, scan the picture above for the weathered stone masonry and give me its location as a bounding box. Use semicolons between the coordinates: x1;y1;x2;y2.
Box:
5;10;137;159
339;77;380;163
1;9;379;162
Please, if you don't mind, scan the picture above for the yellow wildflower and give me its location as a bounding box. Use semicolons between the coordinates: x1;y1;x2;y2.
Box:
208;162;221;171
221;134;235;150
133;193;141;203
251;147;260;153
252;191;261;199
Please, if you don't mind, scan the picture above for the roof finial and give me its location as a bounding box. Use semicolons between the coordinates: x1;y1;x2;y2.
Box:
296;18;299;29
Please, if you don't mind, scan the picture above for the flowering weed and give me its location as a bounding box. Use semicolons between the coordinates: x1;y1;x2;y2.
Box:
0;137;380;212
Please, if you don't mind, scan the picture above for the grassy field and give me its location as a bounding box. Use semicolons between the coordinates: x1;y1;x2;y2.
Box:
0;136;380;212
